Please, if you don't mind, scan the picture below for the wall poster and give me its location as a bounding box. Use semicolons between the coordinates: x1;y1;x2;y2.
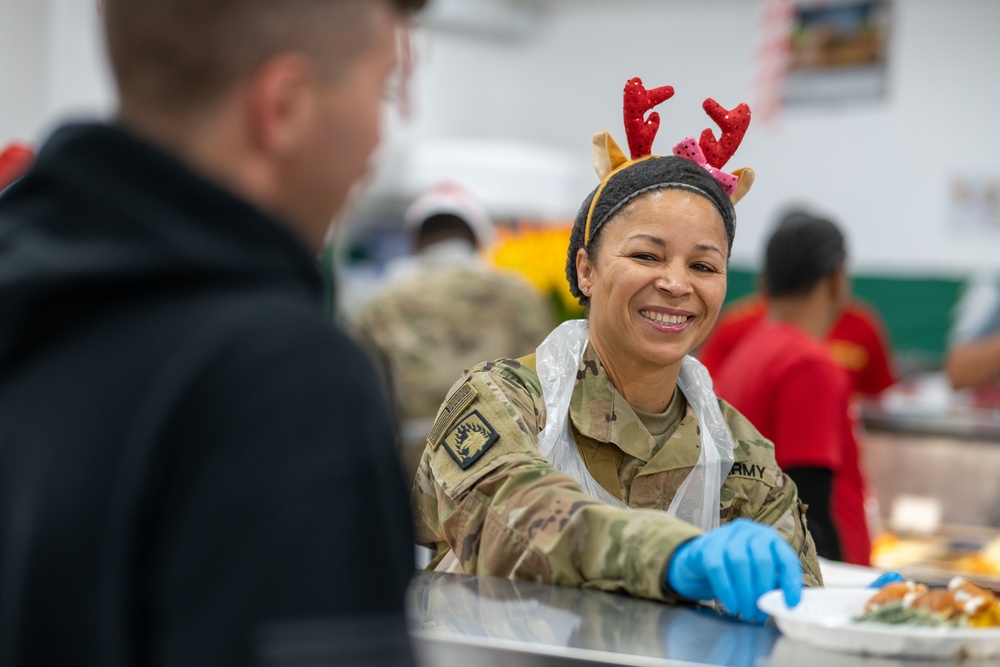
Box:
784;0;891;106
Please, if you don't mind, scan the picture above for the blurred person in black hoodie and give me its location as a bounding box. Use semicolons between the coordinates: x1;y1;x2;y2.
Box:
0;1;425;665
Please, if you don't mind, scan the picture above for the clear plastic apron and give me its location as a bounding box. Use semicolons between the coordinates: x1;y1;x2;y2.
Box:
435;319;736;572
534;319;735;532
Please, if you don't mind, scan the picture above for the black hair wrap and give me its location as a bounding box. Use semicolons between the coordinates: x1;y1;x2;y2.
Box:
565;155;736;306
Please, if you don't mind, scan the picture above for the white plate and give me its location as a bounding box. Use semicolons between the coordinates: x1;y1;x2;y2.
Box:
757;587;1000;660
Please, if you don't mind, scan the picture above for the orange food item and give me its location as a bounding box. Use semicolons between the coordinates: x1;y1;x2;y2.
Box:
863;581;928;614
909;590;959;619
949;577;998;618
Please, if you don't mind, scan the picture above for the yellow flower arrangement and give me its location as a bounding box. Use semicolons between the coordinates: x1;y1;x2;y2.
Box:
488;220;585;321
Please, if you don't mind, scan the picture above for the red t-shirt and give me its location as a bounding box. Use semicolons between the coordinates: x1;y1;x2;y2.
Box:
714;321;872;565
698;297;766;378
699;296;896;397
828;304;896;397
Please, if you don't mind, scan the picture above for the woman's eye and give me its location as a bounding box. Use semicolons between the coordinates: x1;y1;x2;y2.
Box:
691;263;718;273
632;253;656;261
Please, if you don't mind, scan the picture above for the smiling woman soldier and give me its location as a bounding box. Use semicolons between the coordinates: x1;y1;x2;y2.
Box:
412;78;823;624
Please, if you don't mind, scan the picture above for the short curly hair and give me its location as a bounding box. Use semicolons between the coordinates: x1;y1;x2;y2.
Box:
565;155;737;306
764;213;846;298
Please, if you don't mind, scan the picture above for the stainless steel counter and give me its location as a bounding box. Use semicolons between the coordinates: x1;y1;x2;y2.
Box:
861;401;1000;441
857;393;1000;586
405;385;1000;665
858;371;1000;442
408;572;968;667
858;386;1000;530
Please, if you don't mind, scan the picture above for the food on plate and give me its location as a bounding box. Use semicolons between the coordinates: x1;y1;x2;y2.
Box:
952;577;1000;627
862;581;928;614
856;577;1000;628
910;590;960;620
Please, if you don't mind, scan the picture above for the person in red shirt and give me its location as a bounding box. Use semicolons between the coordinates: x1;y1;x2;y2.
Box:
699;296;895;397
713;214;872;565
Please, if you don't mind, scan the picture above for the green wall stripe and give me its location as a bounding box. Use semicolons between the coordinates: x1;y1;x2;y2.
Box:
724;268;964;364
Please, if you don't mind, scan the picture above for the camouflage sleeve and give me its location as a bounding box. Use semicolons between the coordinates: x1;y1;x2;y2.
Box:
719;400;824;587
412;359;703;601
751;472;824;587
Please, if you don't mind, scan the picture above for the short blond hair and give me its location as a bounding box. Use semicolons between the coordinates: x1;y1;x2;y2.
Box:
104;0;425;113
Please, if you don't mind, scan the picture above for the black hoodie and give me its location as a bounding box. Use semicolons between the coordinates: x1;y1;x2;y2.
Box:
0;124;415;666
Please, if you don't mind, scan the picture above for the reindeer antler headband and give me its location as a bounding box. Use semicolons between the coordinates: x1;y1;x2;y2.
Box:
583;77;755;245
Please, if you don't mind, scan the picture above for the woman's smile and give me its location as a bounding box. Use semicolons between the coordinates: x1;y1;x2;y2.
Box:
638;308;695;332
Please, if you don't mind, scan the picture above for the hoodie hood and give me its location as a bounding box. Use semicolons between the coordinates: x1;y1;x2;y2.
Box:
0;123;324;368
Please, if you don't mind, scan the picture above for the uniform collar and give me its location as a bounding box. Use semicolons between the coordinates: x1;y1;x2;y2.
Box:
568;344;750;471
568;344;669;462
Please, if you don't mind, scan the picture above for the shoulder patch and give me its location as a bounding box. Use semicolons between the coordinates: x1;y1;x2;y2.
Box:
429;383;478;449
441;410;499;470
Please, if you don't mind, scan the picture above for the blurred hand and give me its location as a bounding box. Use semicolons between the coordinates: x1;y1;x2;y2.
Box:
867;571;904;588
665;518;802;624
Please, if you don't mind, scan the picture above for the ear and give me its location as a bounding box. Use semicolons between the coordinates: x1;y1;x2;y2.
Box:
729;167;754;205
592;131;629;181
576;246;595;294
246;54;317;157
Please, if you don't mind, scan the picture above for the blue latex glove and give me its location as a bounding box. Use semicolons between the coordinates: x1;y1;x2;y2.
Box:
868;571;904;588
666;518;803;624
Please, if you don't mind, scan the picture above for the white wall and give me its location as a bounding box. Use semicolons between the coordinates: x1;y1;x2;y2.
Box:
3;0;999;275
0;0;48;143
403;0;1000;275
0;0;113;144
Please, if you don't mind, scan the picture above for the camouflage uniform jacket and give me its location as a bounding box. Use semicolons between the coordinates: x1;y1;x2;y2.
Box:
412;343;823;602
351;248;554;421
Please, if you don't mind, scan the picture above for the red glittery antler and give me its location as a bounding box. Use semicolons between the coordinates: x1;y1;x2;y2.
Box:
698;99;751;169
623;77;675;160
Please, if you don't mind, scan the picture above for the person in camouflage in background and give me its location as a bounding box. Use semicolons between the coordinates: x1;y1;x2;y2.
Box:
412;81;823;624
352;184;555;476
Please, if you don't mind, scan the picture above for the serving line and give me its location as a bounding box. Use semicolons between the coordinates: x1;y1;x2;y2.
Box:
408;570;931;667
